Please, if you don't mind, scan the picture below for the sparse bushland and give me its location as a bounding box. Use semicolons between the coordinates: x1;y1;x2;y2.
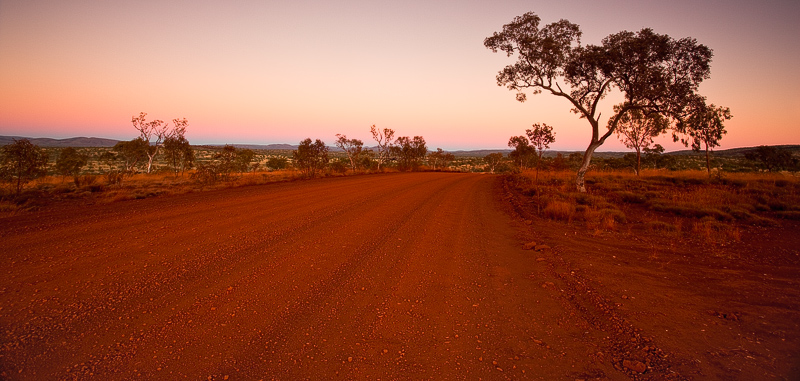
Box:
504;169;800;245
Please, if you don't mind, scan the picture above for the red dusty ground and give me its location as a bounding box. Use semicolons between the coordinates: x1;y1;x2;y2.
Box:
1;172;798;380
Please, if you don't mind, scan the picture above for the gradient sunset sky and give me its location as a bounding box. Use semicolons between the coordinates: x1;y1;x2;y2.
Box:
1;0;798;151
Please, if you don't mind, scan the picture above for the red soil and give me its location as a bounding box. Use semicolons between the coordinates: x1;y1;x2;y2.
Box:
1;173;798;379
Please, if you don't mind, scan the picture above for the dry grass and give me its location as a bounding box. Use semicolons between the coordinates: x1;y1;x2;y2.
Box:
1;167;397;214
510;169;800;239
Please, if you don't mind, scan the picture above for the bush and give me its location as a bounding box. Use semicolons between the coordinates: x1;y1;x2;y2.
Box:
543;201;576;221
646;220;679;232
601;209;627;224
74;174;97;187
614;191;647;204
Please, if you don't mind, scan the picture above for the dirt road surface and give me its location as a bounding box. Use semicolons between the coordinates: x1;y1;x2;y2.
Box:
1;173;798;380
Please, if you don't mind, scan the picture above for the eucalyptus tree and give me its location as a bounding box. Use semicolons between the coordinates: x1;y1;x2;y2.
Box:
293;138;329;178
613;109;668;175
507;136;535;170
485;12;714;191
334;134;364;171
370;125;395;171
392;136;427;171
678;101;732;174
0;139;48;195
526;123;556;212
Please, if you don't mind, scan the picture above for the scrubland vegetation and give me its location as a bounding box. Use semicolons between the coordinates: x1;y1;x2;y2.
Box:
504;168;800;246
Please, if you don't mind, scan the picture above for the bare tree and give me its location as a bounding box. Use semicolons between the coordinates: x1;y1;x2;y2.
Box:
334;134;364;171
370;125;395;171
613;109;668;175
131;113;189;173
526;123;556;213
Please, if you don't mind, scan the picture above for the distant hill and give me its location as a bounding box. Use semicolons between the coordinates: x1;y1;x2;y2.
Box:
0;135;120;147
668;145;800;157
2;135;797;157
206;143;299;151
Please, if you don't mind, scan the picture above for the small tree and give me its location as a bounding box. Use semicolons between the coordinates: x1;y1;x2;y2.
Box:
334;134;364;171
293;138;329;178
131;112;169;173
678;101;732;174
370;125;395;171
483;153;505;173
745;146;797;172
235;148;256;174
0;139;49;195
162;135;194;175
392;136;427;171
613;109;668;175
526;123;556;213
508;136;536;170
427;148;455;170
55;147;89;183
266;156;289;171
112;138;149;173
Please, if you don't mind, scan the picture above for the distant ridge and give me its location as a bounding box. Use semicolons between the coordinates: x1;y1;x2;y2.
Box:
1;136;797;156
0;135;120;147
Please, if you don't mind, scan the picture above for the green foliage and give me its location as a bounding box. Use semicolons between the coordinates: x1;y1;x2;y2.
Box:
334;134;364;171
507;136;535;169
265;156;289;170
162;135;195;175
0;139;49;195
427;148;455;170
329;159;349;174
614;109;668;175
55;147;89;181
235;148;256;174
486;12;715;191
483;152;507;173
112;138;149;172
391;136;427;171
293;138;329;178
744;146;798;172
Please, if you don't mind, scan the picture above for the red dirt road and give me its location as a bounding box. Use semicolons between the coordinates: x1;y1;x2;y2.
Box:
1;173;798;380
2;173;609;380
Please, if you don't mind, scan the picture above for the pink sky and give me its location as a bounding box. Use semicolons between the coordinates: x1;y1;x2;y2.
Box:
1;0;798;151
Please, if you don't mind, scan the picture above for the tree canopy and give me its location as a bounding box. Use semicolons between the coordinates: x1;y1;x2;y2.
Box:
293;138;329;178
0;139;49;195
485;12;717;191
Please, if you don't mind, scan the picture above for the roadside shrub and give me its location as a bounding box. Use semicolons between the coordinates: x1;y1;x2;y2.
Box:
600;209;627;224
106;170;125;185
543;201;575;222
74;174;97;187
693;219;741;243
574;193;600;206
614;191;646;204
646;220;679;232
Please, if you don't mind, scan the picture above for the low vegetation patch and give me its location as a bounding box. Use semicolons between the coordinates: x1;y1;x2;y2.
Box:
506;170;800;241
